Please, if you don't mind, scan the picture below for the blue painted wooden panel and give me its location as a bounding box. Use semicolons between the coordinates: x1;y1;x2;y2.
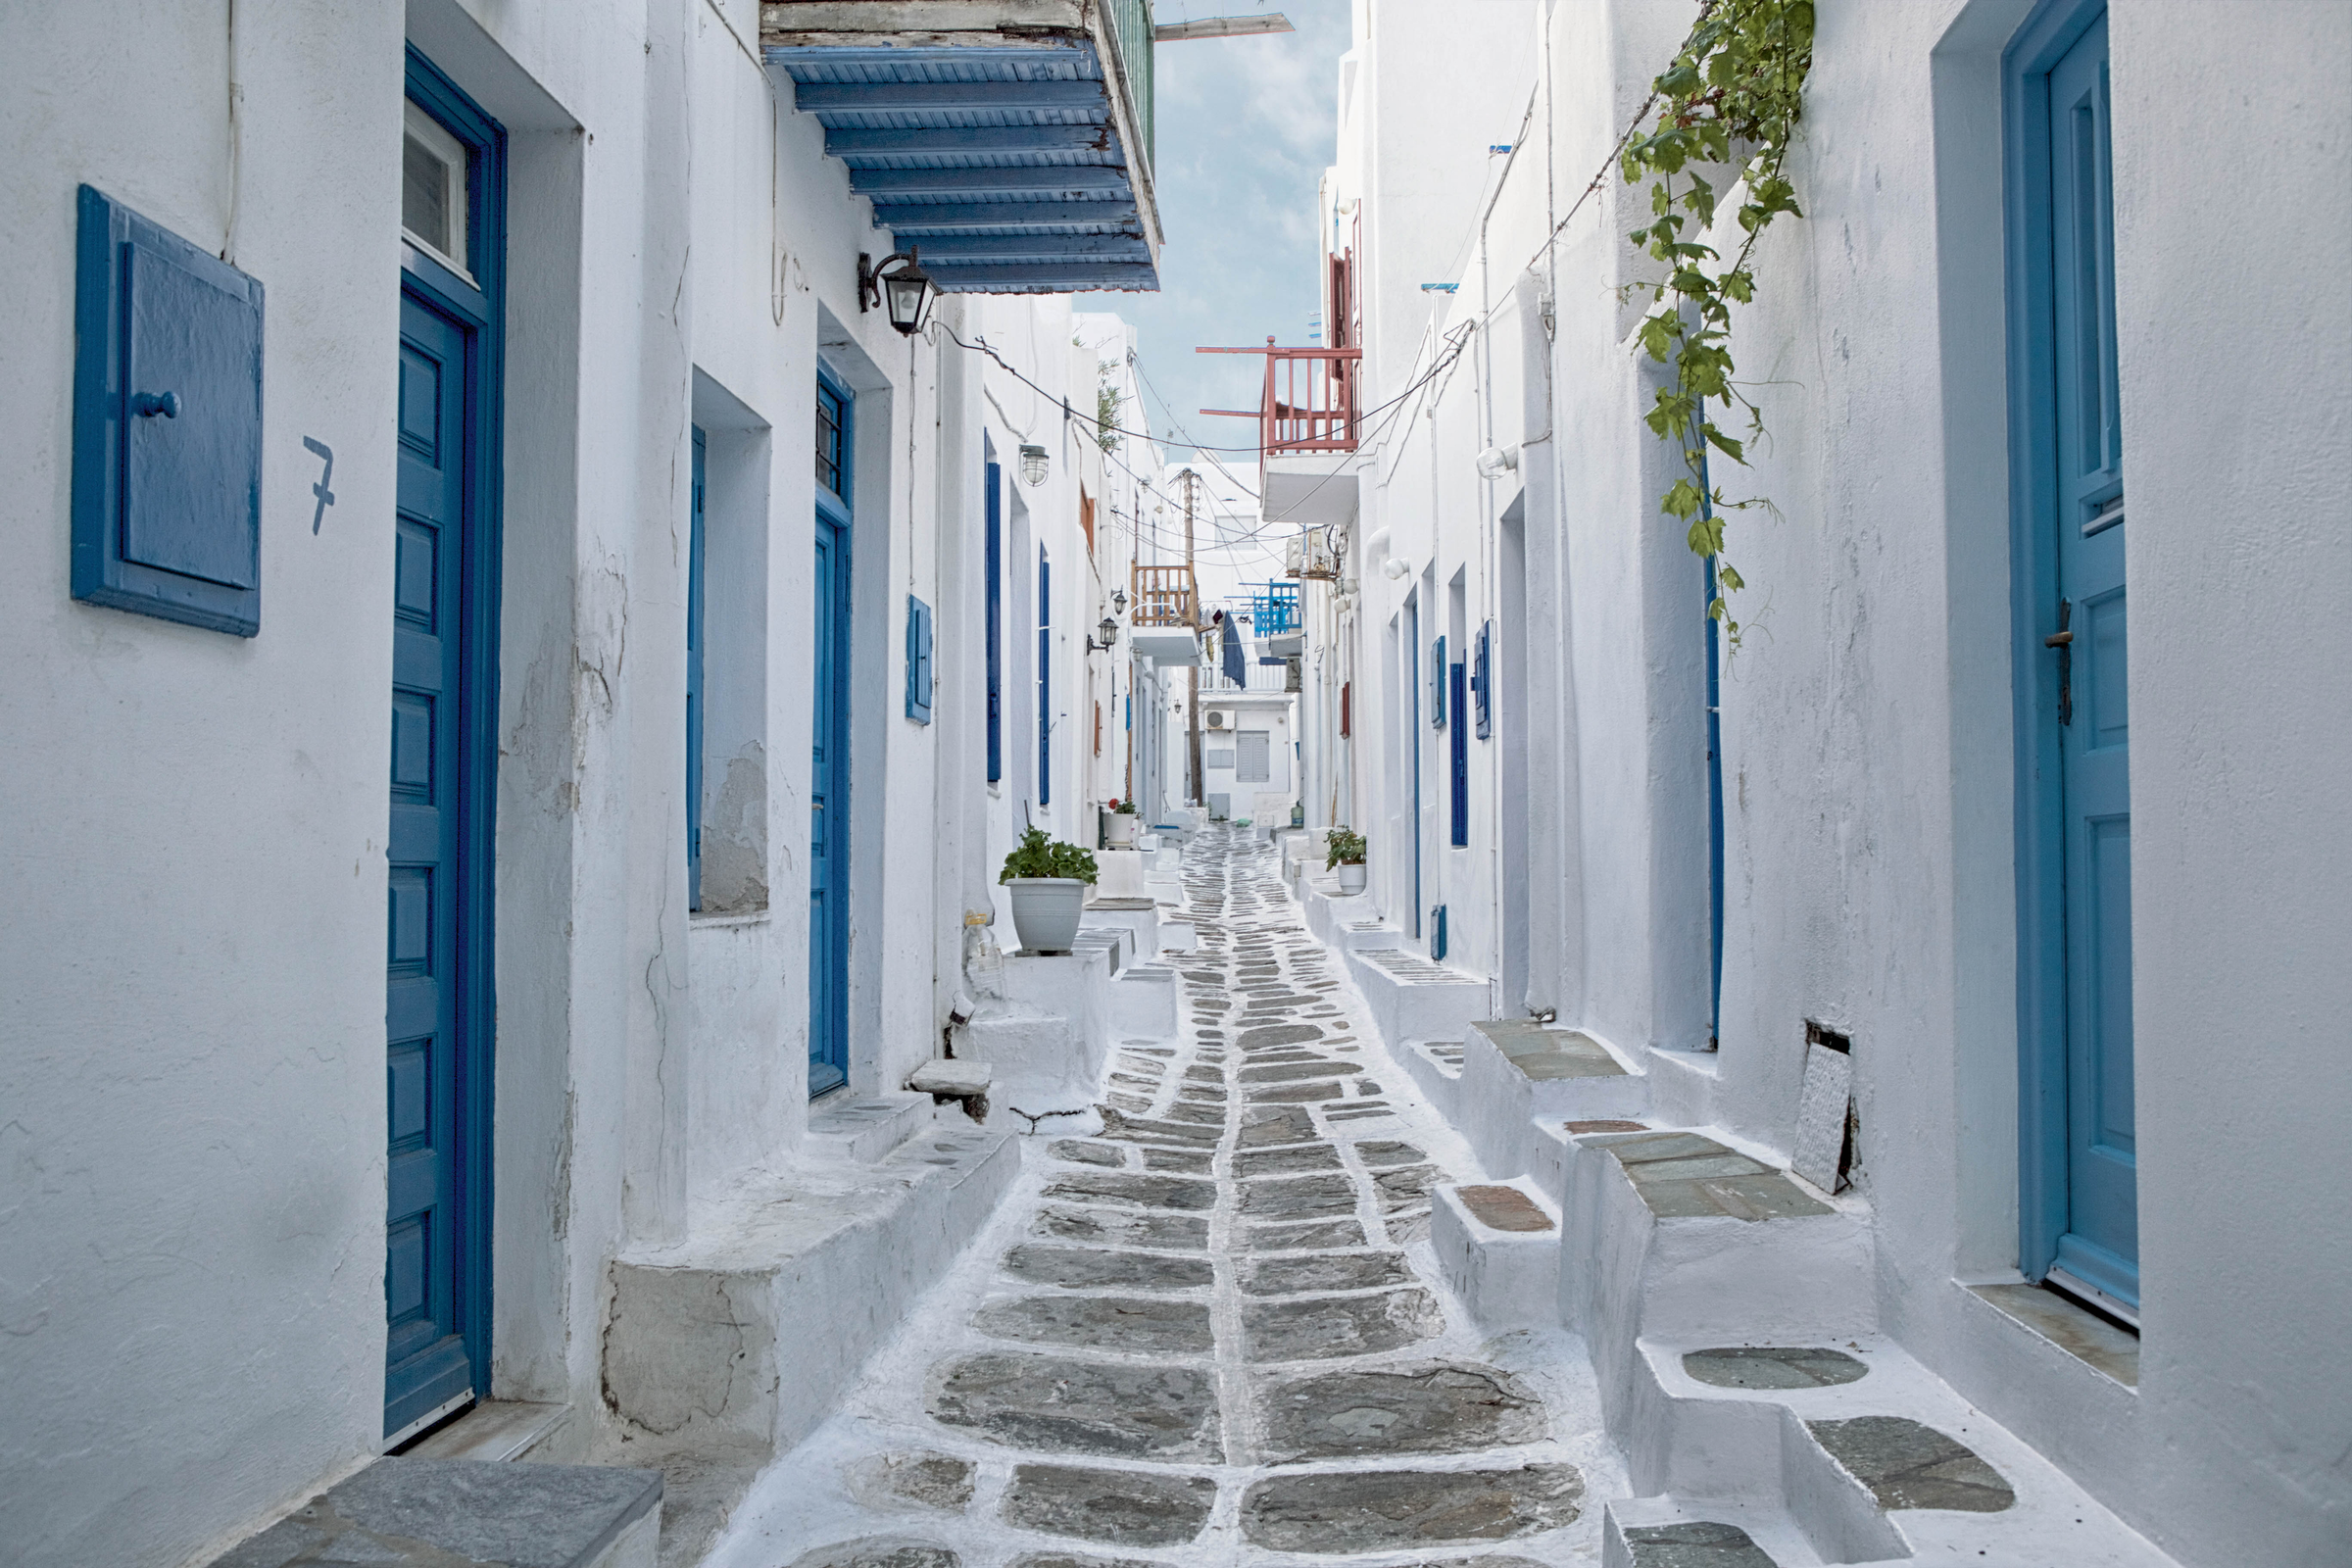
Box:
2007;1;2135;1307
1472;622;1493;741
72;185;265;635
1038;551;1053;805
385;294;474;1436
906;594;934;723
688;428;707;908
986;447;1003;782
1449;662;1469;847
1405;598;1422;938
2047;12;2135;1303
1430;634;1447;729
809;365;855;1099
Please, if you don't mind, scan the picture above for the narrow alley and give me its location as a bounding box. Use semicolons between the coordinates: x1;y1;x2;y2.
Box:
710;825;1626;1568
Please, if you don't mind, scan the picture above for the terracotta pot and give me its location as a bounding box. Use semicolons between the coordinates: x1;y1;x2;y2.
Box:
1336;862;1368;895
1006;877;1087;954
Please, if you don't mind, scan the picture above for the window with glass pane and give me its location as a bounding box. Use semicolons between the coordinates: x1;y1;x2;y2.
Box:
402;100;471;280
816;382;845;498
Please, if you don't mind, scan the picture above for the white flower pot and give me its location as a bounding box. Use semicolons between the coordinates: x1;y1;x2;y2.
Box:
1007;877;1088;954
1336;862;1368;895
1103;812;1139;848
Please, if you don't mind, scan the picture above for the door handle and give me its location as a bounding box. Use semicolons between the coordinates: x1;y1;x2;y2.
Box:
2046;599;2073;726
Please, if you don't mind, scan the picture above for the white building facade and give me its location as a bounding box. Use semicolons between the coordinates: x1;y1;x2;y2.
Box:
0;1;1168;1563
1277;1;2350;1562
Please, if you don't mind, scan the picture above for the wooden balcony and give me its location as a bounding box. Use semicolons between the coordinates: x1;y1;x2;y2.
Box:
1197;340;1361;454
1130;562;1198;627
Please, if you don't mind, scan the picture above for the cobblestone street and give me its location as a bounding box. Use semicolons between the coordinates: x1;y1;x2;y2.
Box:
709;827;1625;1568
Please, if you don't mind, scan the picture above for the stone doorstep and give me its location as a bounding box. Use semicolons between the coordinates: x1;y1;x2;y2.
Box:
1471;1017;1632;1082
808;1090;937;1164
209;1456;660;1568
406;1399;570;1463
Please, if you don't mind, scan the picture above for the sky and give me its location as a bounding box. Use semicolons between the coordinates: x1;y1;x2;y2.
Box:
1081;1;1352;466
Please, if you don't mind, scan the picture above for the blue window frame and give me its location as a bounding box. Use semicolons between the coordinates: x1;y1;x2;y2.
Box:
688;426;707;907
2006;0;2136;1309
906;594;934;723
1038;548;1052;804
985;440;1003;782
73;185;267;636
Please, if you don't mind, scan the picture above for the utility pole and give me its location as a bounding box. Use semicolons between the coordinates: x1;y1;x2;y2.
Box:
1183;467;1203;808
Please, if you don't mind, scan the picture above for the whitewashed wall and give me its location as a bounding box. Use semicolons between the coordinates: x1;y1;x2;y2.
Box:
0;0;1051;1559
1303;0;2352;1560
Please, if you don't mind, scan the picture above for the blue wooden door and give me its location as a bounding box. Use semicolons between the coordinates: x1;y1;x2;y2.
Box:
687;427;707;908
809;373;852;1097
2046;13;2135;1305
985;443;1002;783
1448;660;1469;846
386;291;481;1436
1038;550;1052;804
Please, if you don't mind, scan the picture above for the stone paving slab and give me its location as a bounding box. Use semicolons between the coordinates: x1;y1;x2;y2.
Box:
1805;1416;2015;1512
712;826;1618;1568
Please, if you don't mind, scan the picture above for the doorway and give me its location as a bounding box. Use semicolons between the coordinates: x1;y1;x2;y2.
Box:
2009;3;2136;1312
809;365;854;1097
386;52;503;1444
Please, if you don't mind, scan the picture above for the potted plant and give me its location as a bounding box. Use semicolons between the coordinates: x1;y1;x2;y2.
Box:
1102;798;1140;849
1001;827;1099;954
1326;825;1369;895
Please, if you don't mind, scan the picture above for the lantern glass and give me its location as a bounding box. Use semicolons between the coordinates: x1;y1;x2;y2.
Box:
1098;617;1118;645
884;262;932;334
1019;444;1050;486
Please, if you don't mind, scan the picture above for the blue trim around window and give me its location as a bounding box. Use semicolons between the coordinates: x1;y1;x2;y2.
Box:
906;594;934;723
1037;548;1052;805
985;440;1003;782
392;41;506;1438
688;426;707;906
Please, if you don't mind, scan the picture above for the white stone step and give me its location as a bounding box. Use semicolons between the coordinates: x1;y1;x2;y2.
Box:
1430;1177;1561;1332
1604;1494;1828;1567
807;1090;935;1164
1456;1018;1649;1184
1348;944;1491;1051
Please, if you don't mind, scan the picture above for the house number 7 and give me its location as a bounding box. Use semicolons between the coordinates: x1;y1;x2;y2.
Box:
303;437;335;533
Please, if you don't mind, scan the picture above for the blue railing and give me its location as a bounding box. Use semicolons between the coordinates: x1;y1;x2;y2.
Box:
1250;581;1300;636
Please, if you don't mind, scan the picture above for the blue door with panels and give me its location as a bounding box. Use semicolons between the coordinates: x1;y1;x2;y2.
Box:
809;369;853;1098
985;439;1002;783
1038;550;1052;804
386;53;501;1443
688;426;707;908
2010;4;2135;1310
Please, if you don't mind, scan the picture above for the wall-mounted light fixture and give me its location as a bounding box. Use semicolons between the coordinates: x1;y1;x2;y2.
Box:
858;248;936;336
1018;444;1051;487
1086;616;1120;653
1111;587;1128;612
1382;558;1411;581
1476;444;1519;480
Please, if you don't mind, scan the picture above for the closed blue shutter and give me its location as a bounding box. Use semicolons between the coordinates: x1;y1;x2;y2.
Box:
1430;634;1447;728
73;185;266;636
906;594;933;723
1473;622;1493;739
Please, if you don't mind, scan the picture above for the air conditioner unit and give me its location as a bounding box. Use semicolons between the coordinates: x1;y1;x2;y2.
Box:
1206;710;1230;729
1298;524;1341;580
1283;534;1303;579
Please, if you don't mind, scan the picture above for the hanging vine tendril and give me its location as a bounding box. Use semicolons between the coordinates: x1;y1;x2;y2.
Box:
1622;0;1814;643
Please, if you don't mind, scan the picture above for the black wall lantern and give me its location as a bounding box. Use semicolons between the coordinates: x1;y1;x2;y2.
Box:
858;248;935;335
1087;615;1120;653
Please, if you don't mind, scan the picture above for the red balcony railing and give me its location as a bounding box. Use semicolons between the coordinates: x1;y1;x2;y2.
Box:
1199;339;1361;454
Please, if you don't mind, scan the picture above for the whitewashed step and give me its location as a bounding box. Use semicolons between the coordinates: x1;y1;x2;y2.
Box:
808;1091;934;1164
1604;1494;1826;1567
1457;1018;1649;1182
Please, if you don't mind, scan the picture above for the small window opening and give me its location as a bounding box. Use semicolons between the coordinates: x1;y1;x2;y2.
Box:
402;101;473;283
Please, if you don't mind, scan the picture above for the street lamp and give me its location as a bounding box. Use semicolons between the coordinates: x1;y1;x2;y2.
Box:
858;249;936;336
1018;444;1051;487
1087;616;1120;653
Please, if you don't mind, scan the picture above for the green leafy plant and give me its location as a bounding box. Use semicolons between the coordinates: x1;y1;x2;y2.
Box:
1001;827;1100;884
1325;825;1368;869
1109;798;1138;814
1096;369;1123;455
1620;0;1814;645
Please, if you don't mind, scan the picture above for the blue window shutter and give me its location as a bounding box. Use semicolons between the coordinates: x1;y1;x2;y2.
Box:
985;450;1003;781
1430;634;1447;727
906;594;933;723
74;184;265;635
1473;622;1493;740
1038;550;1052;804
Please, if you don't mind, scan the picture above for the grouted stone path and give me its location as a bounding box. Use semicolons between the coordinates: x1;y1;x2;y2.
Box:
710;826;1623;1568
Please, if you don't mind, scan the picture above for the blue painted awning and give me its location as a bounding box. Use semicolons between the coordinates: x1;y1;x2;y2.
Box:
765;42;1161;294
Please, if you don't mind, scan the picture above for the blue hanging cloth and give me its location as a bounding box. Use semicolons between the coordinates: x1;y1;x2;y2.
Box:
1220;612;1247;687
